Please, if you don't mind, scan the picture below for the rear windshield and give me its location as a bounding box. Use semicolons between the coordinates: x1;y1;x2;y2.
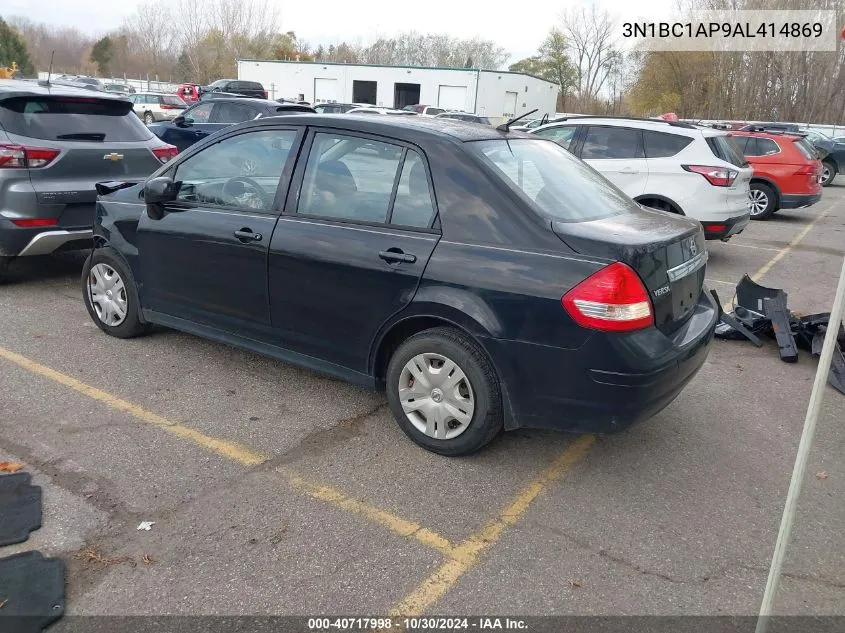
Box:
708;135;748;167
0;96;153;142
794;138;817;160
468;139;635;222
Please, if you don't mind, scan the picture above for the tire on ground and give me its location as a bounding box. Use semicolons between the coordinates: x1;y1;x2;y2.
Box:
748;182;777;220
385;326;503;456
81;246;150;339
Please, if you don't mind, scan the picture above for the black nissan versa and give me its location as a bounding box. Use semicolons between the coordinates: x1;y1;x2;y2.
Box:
83;114;718;455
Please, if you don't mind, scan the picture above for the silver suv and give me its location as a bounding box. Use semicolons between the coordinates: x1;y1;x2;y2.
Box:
0;80;177;277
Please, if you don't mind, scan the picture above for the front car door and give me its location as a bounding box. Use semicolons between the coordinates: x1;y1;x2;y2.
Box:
137;126;303;338
268;130;441;374
576;125;648;197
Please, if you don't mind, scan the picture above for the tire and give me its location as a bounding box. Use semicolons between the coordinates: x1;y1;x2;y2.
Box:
638;199;679;215
385;326;503;456
143;112;155;125
0;256;10;283
81;247;150;339
820;161;837;187
748;182;777;220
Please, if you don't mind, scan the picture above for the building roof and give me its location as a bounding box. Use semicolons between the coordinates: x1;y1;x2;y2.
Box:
237;59;559;88
256;112;533;142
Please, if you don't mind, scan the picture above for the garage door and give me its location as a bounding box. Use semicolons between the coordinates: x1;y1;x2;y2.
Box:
314;78;338;104
503;91;518;118
437;85;467;111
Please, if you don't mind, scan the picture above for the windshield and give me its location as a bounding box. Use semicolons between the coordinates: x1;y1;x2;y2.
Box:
794;138;818;160
467;139;636;222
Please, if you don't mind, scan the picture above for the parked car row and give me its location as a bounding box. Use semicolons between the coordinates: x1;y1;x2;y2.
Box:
529;114;829;226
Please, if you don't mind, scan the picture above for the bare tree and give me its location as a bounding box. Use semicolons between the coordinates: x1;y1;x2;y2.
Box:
559;2;620;108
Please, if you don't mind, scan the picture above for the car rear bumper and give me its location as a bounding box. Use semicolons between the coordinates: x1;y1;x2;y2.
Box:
0;219;93;257
780;193;822;209
481;289;718;434
700;212;750;240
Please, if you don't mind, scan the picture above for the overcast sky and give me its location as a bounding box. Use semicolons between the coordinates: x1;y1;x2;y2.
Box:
4;0;675;63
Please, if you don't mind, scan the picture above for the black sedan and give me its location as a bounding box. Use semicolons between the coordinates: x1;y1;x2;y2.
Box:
84;115;717;455
148;97;315;152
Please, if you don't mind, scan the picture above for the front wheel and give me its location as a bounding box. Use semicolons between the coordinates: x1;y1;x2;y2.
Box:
385;327;503;456
82;247;150;338
748;183;776;220
820;161;837;187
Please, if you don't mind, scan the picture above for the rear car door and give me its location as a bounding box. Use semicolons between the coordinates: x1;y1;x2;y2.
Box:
577;125;648;197
269;130;440;372
137;126;302;338
0;94;162;228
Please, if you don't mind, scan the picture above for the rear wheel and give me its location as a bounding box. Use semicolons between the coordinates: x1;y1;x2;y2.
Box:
82;247;149;338
820;161;837;187
638;199;679;214
143;111;155;125
385;327;503;456
748;182;776;220
0;256;10;283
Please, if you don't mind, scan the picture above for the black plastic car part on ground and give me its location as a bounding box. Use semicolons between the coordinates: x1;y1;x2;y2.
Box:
0;551;65;632
83;114;717;455
147;98;316;152
0;472;42;546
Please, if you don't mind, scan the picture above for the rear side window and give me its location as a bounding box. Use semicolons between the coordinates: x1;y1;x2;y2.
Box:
581;126;642;159
468;139;635;222
643;131;693;158
708;135;748;167
162;95;186;107
0;96;152;142
241;82;263;91
794;139;817;160
212;102;260;123
745;137;780;156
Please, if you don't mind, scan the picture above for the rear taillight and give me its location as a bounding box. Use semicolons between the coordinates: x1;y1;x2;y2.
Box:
12;218;58;227
682;164;738;187
151;145;179;164
263;90;269;99
561;262;654;332
794;164;815;175
160;104;176;110
0;144;61;169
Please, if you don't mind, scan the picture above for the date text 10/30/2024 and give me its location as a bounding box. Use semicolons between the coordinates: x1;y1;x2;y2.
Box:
307;617;529;630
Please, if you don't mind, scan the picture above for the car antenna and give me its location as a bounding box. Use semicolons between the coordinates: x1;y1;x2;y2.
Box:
45;51;55;85
497;108;538;133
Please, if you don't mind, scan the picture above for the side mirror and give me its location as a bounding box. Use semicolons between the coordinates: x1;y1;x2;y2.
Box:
144;176;179;210
174;115;191;127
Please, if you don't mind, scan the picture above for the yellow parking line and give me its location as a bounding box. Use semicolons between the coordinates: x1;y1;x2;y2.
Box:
287;473;457;558
0;344;456;553
751;209;830;282
387;434;596;617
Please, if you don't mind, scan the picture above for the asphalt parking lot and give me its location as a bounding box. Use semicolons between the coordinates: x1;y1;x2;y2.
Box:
1;181;844;620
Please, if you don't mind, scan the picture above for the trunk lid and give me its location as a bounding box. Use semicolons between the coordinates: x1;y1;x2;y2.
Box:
553;206;707;334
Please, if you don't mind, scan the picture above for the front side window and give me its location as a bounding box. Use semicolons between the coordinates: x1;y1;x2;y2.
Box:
173;129;297;211
532;125;577;151
581;126;642;160
468;139;635;222
297;133;404;224
184;102;214;123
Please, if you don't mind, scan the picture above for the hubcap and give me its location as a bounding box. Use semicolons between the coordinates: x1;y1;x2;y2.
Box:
398;353;475;440
822;165;831;183
748;189;769;216
88;263;128;326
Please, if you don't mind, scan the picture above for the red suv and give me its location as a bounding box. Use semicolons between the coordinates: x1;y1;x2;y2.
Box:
176;84;200;103
729;130;822;220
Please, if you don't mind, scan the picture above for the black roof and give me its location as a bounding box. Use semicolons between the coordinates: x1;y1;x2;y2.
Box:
0;78;128;101
258;113;529;142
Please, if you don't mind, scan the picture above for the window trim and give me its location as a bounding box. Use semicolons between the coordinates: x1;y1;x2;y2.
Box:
284;127;441;234
163;125;305;217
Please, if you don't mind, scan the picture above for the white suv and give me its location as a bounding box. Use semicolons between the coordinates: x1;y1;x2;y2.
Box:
530;116;752;240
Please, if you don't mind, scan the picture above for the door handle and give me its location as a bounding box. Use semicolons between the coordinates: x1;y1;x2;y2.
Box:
379;249;417;264
619;166;638;174
234;228;262;242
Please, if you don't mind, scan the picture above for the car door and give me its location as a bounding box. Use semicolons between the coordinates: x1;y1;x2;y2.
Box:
137;126;303;338
268;130;441;373
576;125;648;197
158;101;219;151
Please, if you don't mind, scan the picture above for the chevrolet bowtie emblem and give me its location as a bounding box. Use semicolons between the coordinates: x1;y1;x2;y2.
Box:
103;153;124;161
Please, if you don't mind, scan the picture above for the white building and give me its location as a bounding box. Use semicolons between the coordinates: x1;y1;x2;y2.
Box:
237;60;558;119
